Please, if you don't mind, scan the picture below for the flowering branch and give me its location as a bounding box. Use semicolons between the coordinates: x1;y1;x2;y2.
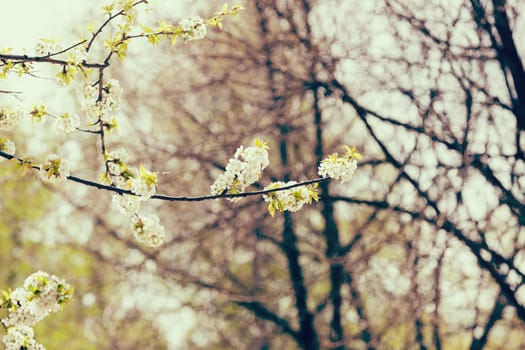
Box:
0;149;330;201
86;0;149;51
0;0;362;250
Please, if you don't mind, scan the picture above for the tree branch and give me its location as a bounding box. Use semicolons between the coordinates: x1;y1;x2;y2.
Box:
0;149;330;202
235;300;301;344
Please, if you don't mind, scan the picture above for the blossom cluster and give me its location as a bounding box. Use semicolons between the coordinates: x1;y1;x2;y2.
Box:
1;272;73;350
113;195;166;248
0;106;22;131
210;140;362;215
34;38;62;57
179;16;207;42
105;150;166;247
130;214;166;248
29;104;81;134
107;149;158;211
2;325;44;350
140;3;245;47
129;166;158;197
263;182;319;217
112;174;166;248
54;112;80;134
107;161;158;198
39;154;70;182
210;139;269;200
78;79;123;124
318;145;362;183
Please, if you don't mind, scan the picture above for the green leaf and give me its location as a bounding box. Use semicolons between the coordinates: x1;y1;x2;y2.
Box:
102;4;114;14
268;202;275;217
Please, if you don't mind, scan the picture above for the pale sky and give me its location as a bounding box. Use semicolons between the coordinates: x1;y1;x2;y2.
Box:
0;1;93;49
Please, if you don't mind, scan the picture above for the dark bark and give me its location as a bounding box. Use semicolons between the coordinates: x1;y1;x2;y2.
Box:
491;0;525;132
254;2;319;348
469;294;505;350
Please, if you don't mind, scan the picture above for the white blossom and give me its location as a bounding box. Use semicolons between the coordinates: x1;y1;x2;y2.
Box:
318;146;362;183
130;214;166;247
34;38;62;56
1;271;73;328
127;166;157;198
211;140;269;200
77;81;98;116
54;112;80;133
78;79;123;121
112;194;143;216
318;157;357;183
179;16;207;41
102;79;123;112
263;181;317;216
39;153;70;182
129;177;155;197
106;149;129;175
0;107;22;130
2;325;45;350
108;148;130;163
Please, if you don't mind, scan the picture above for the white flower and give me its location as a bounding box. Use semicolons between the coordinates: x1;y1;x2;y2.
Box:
78;79;123;121
211;139;269;200
179;16;207;41
127;166;157;198
55;112;80;133
318;157;357;183
129;178;155;197
77;81;98;115
0;107;22;130
102;79;123;112
107;148;131;176
1;271;73;328
108;148;130;162
130;214;166;247
263;181;318;216
2;325;45;350
0;139;15;162
112;194;143;216
34;38;62;56
318;146;362;183
39;153;70;182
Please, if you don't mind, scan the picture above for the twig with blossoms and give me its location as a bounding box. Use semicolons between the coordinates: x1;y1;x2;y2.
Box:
86;0;149;52
0;136;361;247
0;145;360;203
0;1;362;248
0;272;73;350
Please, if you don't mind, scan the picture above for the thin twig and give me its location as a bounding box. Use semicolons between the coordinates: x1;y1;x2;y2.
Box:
0;150;330;202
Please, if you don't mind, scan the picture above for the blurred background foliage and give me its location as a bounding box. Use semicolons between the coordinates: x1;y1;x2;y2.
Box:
2;0;525;349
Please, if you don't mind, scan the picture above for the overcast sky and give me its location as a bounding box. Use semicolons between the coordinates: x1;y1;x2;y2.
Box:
0;1;95;50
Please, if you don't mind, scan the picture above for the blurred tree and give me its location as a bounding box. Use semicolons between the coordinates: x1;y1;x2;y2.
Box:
115;0;525;348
